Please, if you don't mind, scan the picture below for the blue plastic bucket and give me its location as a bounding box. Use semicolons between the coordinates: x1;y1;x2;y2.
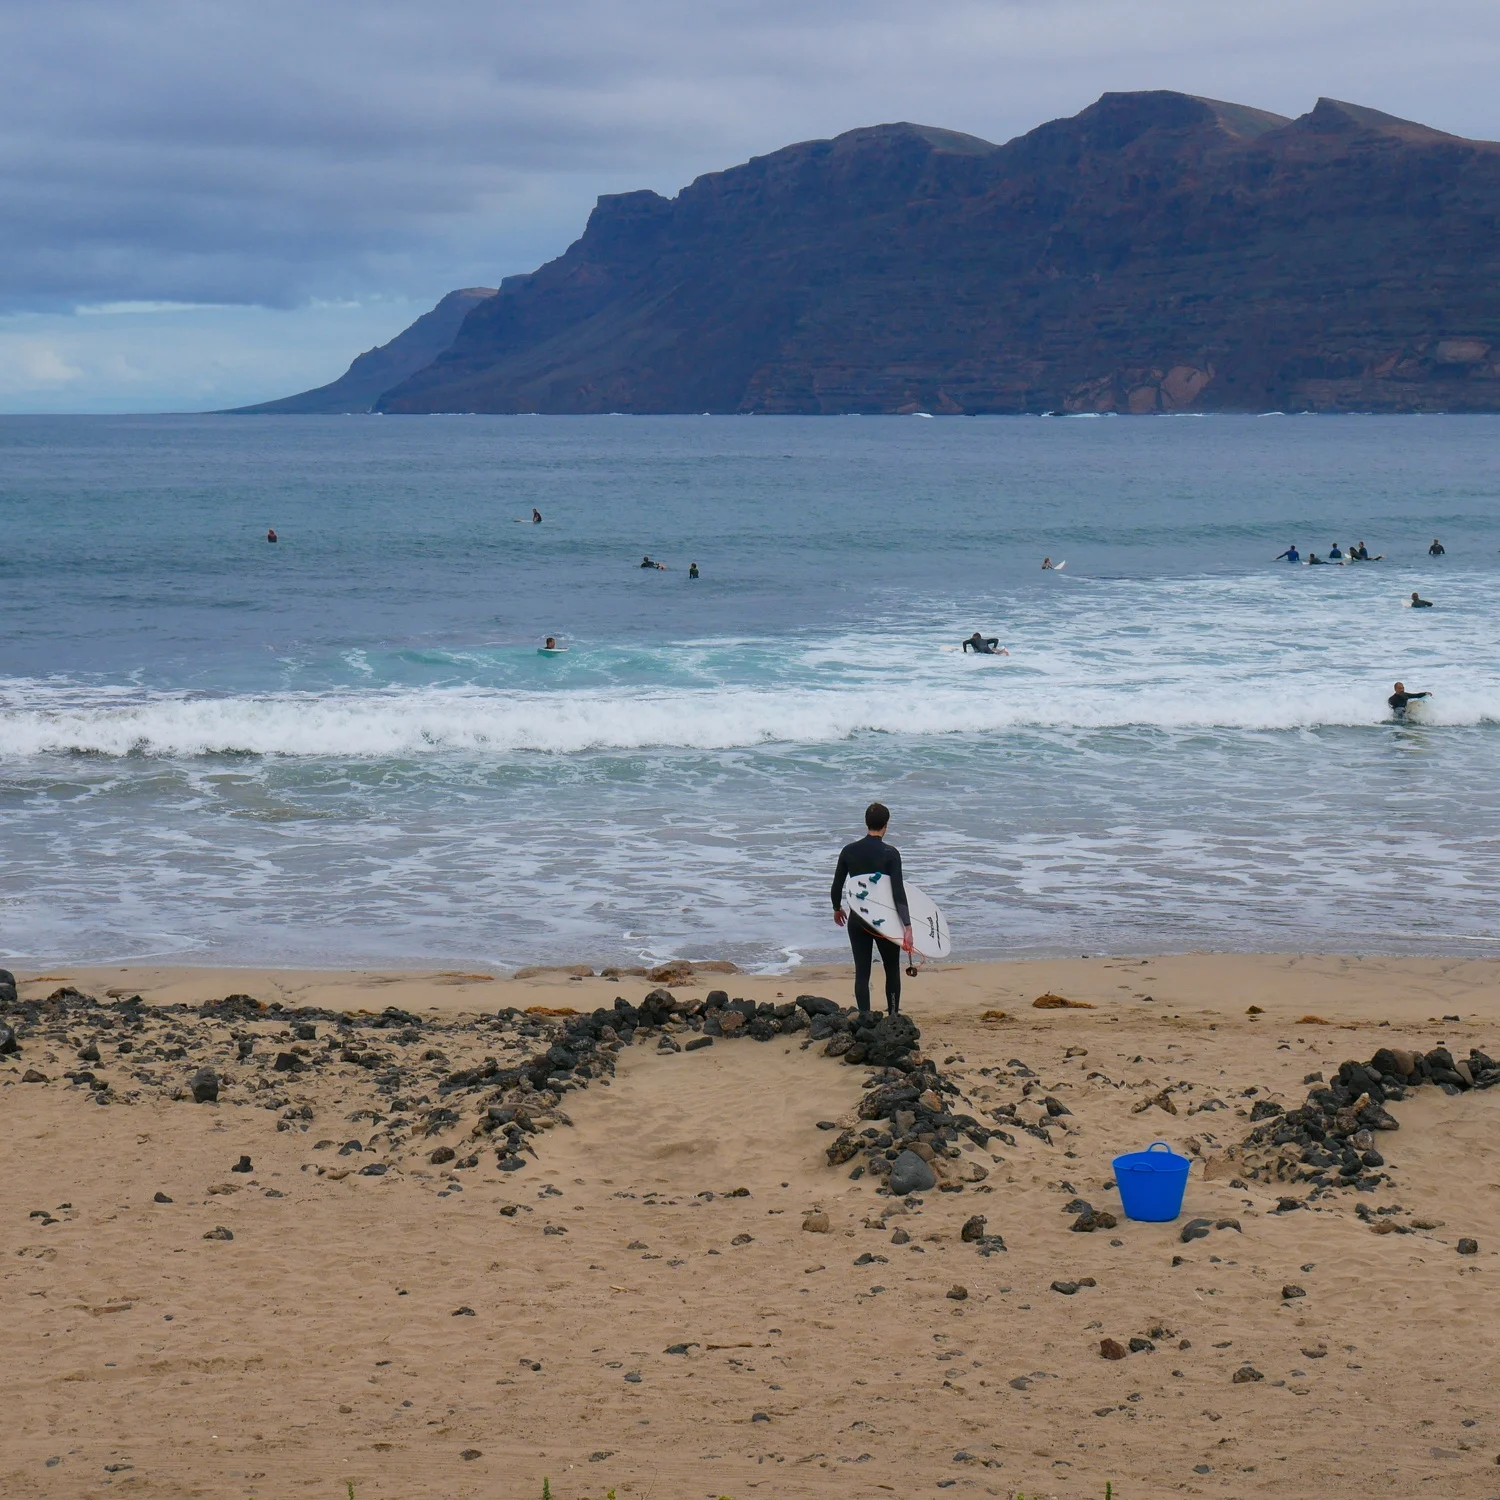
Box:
1112;1141;1191;1222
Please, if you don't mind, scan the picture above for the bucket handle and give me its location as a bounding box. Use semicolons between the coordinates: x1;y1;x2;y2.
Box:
1147;1141;1174;1153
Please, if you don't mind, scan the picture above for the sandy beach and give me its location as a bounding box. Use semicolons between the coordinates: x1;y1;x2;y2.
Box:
4;952;1500;1499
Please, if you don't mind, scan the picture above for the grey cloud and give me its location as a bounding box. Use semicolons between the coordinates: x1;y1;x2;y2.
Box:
2;0;1498;311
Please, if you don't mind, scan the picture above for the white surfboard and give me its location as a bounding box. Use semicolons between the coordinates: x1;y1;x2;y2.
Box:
843;871;951;959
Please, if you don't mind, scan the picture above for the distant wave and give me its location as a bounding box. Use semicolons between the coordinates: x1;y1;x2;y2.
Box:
2;679;1496;758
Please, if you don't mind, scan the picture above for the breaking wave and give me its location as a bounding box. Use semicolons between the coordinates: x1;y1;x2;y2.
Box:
3;675;1496;758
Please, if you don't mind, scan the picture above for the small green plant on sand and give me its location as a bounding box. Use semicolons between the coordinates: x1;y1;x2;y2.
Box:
541;1481;552;1500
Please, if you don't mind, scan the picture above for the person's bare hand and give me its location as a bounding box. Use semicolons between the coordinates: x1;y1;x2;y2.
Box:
834;908;847;927
901;924;914;954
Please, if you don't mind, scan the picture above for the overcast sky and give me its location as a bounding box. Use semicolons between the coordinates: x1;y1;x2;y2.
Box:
4;0;1498;412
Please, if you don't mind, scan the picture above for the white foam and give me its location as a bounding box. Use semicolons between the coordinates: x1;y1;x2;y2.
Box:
1;671;1495;758
4;572;1495;757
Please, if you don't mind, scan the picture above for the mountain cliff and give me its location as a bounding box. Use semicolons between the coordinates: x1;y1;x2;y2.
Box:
261;91;1500;415
231;287;496;413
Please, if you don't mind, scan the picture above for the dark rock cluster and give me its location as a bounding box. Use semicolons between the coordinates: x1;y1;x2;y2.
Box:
1238;1044;1500;1194
0;977;1005;1223
815;1008;1000;1211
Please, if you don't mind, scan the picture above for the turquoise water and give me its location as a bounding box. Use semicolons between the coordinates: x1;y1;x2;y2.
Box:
3;413;1499;967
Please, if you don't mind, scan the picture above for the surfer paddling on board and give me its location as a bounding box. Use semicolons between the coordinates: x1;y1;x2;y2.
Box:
831;802;913;1017
962;632;1008;655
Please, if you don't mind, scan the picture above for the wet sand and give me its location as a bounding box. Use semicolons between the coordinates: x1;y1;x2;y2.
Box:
4;953;1500;1498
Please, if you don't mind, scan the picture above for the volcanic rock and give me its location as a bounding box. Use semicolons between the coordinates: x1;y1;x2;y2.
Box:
888;1150;938;1195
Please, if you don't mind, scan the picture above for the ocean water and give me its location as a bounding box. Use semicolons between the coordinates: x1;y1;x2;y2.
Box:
3;412;1499;970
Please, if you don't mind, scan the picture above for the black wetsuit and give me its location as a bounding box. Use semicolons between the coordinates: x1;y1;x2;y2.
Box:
1389;690;1430;714
831;834;910;1014
963;635;1000;654
1430;542;1446;556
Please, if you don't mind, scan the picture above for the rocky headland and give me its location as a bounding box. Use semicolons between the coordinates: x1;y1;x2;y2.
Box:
249;91;1500;417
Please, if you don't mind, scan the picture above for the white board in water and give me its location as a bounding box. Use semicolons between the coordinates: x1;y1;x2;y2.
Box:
842;871;951;958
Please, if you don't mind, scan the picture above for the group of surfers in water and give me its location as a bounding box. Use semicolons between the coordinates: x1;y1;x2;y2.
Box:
1275;540;1386;564
1276;536;1443;610
956;536;1441;719
266;517;1444;723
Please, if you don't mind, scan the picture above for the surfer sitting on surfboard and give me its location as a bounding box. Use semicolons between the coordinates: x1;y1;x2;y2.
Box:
831;802;913;1017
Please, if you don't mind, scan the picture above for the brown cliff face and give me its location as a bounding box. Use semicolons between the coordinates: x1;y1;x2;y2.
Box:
378;92;1500;415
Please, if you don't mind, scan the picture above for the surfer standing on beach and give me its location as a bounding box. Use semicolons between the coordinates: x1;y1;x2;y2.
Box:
831;802;913;1016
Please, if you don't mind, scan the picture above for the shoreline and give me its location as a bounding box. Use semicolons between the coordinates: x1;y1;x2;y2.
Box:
14;951;1500;1027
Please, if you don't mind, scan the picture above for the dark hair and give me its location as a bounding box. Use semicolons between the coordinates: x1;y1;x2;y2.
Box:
865;801;890;830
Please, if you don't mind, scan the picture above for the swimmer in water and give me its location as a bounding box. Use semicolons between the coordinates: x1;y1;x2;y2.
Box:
532;508;542;523
688;562;700;579
544;636;558;649
1041;557;1055;570
1389;681;1430;717
1429;538;1445;556
962;632;1008;655
1329;542;1344;560
1307;552;1327;565
1410;592;1433;608
266;528;278;543
640;555;666;570
1275;544;1300;562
